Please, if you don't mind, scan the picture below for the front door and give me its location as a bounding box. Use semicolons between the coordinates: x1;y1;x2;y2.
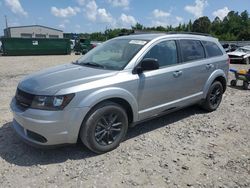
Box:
137;40;185;120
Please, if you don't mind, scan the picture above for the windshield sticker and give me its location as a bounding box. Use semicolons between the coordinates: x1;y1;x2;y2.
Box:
129;40;147;45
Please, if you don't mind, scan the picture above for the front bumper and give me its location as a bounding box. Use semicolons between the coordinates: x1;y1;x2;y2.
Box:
10;98;90;147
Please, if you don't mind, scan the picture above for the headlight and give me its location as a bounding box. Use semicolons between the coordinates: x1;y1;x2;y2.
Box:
31;93;75;110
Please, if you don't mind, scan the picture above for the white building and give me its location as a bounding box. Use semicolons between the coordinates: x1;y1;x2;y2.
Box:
4;25;63;38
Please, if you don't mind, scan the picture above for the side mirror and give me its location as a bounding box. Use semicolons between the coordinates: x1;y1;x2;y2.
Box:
133;58;159;74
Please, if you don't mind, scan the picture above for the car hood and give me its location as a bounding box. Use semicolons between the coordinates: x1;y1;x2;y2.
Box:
227;51;246;57
18;63;118;95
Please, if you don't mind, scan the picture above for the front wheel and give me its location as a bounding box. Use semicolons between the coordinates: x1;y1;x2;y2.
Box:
201;81;223;112
80;102;128;154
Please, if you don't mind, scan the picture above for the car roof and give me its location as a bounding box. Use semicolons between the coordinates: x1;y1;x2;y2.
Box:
118;33;166;40
116;33;217;42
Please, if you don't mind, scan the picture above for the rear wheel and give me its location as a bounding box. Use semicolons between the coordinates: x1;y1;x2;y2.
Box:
80;101;128;154
201;81;223;112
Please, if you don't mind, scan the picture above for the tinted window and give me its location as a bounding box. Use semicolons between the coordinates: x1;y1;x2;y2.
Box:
144;40;177;67
180;40;205;62
203;41;223;57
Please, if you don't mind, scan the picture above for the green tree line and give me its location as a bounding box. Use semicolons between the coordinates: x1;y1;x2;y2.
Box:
78;10;250;41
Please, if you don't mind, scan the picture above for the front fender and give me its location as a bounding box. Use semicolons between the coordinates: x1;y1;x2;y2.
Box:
77;87;139;122
202;69;227;99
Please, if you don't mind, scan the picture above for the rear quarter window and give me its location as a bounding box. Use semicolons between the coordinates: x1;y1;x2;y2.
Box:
179;40;205;62
202;41;223;57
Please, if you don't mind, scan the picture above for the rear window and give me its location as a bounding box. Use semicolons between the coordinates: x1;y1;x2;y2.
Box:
202;41;223;57
180;40;205;62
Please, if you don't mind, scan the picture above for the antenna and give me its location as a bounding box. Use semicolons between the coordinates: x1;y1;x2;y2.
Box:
5;15;8;28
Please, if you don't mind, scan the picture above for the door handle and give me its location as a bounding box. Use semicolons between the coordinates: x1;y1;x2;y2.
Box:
206;64;214;69
173;70;182;78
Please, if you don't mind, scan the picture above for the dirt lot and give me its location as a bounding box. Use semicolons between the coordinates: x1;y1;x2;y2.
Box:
0;55;249;188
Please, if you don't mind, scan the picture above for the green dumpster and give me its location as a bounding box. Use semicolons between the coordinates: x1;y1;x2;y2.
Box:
1;38;71;56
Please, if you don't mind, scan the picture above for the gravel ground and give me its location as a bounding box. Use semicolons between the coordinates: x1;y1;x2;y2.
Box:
0;55;249;188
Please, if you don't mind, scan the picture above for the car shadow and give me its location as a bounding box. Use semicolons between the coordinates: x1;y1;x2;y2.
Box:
228;85;249;90
126;106;206;139
0;122;97;167
0;106;206;167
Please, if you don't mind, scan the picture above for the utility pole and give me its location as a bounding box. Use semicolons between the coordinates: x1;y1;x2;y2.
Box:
5;15;8;28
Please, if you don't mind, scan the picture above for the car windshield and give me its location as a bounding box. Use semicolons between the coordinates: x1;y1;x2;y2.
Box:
75;39;148;70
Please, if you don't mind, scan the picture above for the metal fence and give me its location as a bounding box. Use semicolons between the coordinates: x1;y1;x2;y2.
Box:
220;41;250;47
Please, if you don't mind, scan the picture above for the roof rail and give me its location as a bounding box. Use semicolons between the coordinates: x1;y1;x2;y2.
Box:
118;30;212;37
166;31;212;37
118;30;164;36
130;30;165;35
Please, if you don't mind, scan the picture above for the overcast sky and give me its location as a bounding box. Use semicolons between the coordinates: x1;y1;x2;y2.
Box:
0;0;249;35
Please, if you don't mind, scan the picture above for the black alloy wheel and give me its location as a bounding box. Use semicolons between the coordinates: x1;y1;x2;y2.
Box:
201;81;223;112
209;84;223;108
95;113;123;146
80;101;128;154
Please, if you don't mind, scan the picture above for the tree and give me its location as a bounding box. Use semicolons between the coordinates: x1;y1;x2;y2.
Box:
211;16;222;36
238;30;250;40
240;10;249;23
155;26;166;31
131;23;144;30
187;20;193;32
193;16;211;33
82;10;249;42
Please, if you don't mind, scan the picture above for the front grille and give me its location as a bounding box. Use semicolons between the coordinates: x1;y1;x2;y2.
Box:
15;88;35;109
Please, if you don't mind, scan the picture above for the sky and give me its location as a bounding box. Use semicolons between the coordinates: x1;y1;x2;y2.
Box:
0;0;249;35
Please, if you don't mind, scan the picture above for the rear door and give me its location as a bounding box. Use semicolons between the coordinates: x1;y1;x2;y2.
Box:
176;39;215;96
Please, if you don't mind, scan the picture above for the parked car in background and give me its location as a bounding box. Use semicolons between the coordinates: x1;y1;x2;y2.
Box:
10;33;229;154
228;46;250;64
70;39;75;51
90;41;103;48
222;43;239;52
74;38;93;55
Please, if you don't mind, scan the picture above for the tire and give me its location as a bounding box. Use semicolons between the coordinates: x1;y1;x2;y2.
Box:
80;101;128;154
243;81;249;90
201;81;223;112
230;80;237;86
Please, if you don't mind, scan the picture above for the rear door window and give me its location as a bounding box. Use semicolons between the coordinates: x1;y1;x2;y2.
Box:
202;41;223;57
180;40;205;62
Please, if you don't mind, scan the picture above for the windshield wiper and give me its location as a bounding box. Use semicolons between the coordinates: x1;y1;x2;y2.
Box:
81;62;105;69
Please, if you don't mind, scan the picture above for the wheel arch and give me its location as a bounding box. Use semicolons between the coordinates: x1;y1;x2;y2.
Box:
213;76;227;93
203;70;227;98
77;87;139;123
77;97;135;144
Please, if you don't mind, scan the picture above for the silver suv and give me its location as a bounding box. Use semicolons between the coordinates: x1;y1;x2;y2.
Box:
10;33;229;153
